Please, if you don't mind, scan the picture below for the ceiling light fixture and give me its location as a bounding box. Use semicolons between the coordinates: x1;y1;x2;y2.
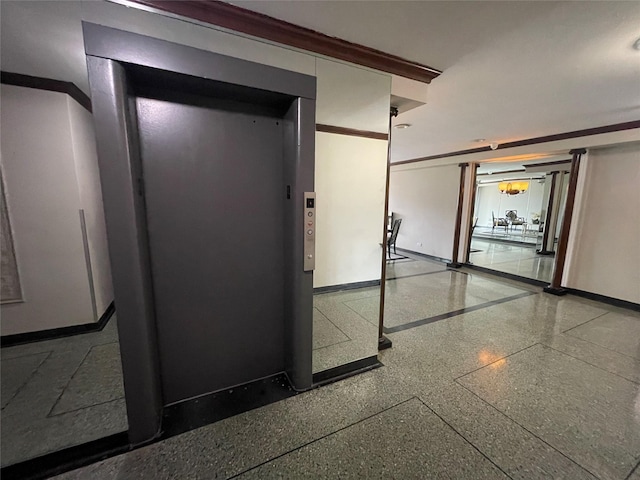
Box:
394;123;411;129
498;181;529;195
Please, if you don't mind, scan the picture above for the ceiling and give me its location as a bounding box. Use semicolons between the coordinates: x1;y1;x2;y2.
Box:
1;1;638;165
229;1;640;162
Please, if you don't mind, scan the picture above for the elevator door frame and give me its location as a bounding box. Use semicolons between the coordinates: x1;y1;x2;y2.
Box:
84;23;316;445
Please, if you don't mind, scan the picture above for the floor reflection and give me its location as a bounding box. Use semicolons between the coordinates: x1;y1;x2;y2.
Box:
0;318;127;466
312;289;379;373
469;237;554;282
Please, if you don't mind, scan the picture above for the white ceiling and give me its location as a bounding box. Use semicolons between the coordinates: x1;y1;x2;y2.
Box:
2;1;638;165
229;0;640;162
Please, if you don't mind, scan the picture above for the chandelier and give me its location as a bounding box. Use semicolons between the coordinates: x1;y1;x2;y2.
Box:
498;181;529;195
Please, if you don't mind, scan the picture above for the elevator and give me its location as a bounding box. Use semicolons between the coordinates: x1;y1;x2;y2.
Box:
84;23;316;442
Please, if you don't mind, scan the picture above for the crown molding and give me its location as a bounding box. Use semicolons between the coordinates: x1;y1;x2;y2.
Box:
1;71;91;112
131;0;441;83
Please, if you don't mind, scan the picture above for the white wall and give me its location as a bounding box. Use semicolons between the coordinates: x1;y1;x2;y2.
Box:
389;164;460;261
314;133;388;288
67;97;113;316
1;0;393;293
475;179;545;227
314;59;390;288
0;85;97;334
564;143;640;303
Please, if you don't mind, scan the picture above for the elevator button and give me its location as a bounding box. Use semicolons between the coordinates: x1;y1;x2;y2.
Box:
307;254;313;259
307;211;313;217
307;229;313;235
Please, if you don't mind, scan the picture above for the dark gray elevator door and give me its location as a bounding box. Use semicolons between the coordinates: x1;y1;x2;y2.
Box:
137;96;285;404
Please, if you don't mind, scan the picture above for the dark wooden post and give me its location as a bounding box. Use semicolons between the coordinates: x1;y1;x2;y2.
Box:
544;148;586;295
537;171;557;255
447;163;468;268
377;106;398;350
464;163;478;263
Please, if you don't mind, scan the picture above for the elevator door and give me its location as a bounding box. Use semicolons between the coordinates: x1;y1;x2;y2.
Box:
137;96;285;404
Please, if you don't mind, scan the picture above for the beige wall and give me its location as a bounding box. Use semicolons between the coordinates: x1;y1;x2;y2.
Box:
389;163;460;261
67;97;113;317
0;85;101;334
1;0;394;303
314;133;388;288
564;143;640;303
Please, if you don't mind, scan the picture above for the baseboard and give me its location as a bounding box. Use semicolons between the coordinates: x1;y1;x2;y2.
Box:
395;247;451;265
464;264;548;287
314;279;380;294
1;301;115;347
312;355;382;387
565;288;640;312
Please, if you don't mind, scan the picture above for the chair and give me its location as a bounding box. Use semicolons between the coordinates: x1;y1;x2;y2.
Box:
470;216;478;236
387;211;397;232
492;211;508;231
387;218;402;256
505;210;525;230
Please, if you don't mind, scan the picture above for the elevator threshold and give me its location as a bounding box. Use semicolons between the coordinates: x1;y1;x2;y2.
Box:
161;373;297;439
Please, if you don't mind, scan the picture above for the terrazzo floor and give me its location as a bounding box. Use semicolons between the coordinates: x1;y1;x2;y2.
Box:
469;237;555;282
51;255;640;479
0;318;128;466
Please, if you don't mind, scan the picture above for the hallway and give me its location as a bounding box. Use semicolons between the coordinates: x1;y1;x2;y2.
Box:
56;256;640;480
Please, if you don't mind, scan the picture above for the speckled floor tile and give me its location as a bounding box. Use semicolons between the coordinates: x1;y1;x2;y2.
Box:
1;351;50;409
458;344;640;480
1;398;127;467
368;271;530;328
313;308;350;350
469;238;555;282
50;342;125;415
54;368;412;480
312;289;379;373
543;333;640;385
1;317;127;466
385;257;446;279
417;382;596;479
565;311;640;359
235;398;508;479
628;463;640;480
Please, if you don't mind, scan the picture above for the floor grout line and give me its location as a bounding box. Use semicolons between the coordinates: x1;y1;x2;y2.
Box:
384;291;537;334
47;397;127;418
563;331;640;361
561;311;610;334
385;269;450;282
311;337;352;353
313;307;352;342
624;459;640;480
225;396;417;479
453;380;601;480
46;347;94;418
414;396;514;480
1;350;53;412
541;342;640;385
454;343;540;381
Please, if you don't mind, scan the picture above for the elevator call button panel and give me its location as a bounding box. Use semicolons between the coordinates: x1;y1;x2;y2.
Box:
304;192;316;272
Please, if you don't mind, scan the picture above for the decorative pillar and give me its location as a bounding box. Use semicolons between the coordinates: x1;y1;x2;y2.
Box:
447;163;468;268
544;148;586;295
377;106;398;351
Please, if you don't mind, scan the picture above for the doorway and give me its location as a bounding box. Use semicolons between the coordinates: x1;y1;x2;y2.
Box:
85;23;316;443
468;158;571;283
